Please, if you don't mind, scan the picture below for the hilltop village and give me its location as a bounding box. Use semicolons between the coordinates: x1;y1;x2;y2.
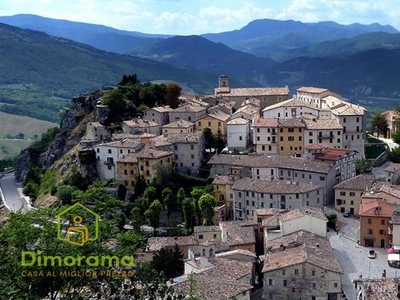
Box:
20;75;400;299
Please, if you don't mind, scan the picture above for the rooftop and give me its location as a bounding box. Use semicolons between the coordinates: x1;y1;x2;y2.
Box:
136;148;173;159
262;230;341;274
212;175;237;185
385;162;400;173
146;236;197;252
199;110;231;122
147;106;173;113
232;178;323;194
97;138;142;149
262;98;319;111
172;104;207;113
172;271;252;300
215;86;289;97
219;220;256;246
123;118;159;127
278;117;306;128
304;118;343;130
193;225;220;233
208;154;334;174
313;148;356;161
227;117;249;125
353;277;400;300
253;118;279;127
334;174;375;190
262;206;327;227
297;87;329;94
162;119;194;129
359;199;394;218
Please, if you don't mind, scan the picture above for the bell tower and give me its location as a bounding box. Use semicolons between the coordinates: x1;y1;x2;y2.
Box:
218;74;229;88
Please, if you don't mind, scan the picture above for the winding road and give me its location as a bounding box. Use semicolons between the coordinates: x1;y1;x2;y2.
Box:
0;171;31;212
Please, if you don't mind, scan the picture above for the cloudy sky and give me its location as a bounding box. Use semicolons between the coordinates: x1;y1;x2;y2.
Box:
1;0;399;35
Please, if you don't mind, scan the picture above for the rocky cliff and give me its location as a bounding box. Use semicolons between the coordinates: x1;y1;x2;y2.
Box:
15;89;110;182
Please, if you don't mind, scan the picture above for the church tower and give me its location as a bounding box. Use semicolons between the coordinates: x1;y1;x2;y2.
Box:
218;74;229;88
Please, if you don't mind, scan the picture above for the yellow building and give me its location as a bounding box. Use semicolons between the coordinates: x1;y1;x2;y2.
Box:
277;118;305;157
116;148;173;189
196;110;231;137
116;155;138;191
212;175;237;220
137;148;173;184
334;174;375;215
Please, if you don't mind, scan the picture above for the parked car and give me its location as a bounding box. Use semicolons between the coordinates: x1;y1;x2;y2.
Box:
343;212;350;217
368;249;377;259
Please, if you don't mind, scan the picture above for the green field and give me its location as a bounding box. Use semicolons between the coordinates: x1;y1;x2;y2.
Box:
0;111;58;158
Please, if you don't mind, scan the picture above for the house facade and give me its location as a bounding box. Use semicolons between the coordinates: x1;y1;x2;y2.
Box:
359;199;393;248
334;174;375;215
232;178;324;221
262;230;342;300
162;119;194;135
195;110;231;137
143;106;172;126
168;104;207;123
227;118;250;151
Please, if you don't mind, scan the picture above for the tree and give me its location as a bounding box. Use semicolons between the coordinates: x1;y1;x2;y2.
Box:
55;184;76;205
190;188;204;224
143;186;157;203
130;206;144;232
162;188;174;219
198;193;217;226
389;146;400;163
176;187;186;208
355;157;372;174
166;83;182;109
370;113;388;138
392;130;400;144
145;200;163;235
152;245;184;280
203;128;215;149
182;197;194;231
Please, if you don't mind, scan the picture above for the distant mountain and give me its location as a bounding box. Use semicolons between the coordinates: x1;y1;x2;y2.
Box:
272;32;400;61
0;14;165;54
202;19;399;60
0;23;256;122
127;35;277;78
262;48;400;97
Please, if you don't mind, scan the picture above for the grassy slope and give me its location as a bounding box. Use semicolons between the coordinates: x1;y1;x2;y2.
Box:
0;111;57;158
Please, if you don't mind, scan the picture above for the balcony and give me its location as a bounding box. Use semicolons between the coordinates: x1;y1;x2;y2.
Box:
318;134;334;139
271;131;277;136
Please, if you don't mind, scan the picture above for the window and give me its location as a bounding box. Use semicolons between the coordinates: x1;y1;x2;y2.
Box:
296;194;299;199
257;136;261;141
124;170;127;175
295;269;299;275
282;269;286;275
349;192;355;196
368;229;373;234
198;234;203;239
191;154;194;159
340;191;346;196
239;136;242;141
268;293;273;300
379;229;385;235
262;145;265;151
257;128;260;133
309;132;313;136
283;280;287;287
108;149;112;154
268;279;273;285
280;136;284;142
381;219;385;225
312;270;315;276
208;121;211;126
288;136;294;141
198;121;201;126
368;218;372;224
288;128;294;132
319;176;325;181
96;148;99;153
334;282;338;288
312;283;316;289
190;145;194;150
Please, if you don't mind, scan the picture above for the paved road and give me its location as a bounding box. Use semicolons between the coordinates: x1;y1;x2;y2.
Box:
325;206;399;300
0;172;30;212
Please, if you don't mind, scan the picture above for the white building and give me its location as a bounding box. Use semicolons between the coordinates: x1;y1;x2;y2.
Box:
227;118;250;151
262;206;328;252
95;139;143;180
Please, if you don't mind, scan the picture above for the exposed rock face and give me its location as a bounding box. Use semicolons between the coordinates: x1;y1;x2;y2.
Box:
16;89;109;182
15;149;31;183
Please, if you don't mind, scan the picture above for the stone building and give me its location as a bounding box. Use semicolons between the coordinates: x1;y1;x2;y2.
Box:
262;230;342;300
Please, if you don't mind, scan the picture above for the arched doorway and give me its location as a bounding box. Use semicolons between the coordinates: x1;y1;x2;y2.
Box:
381;239;385;248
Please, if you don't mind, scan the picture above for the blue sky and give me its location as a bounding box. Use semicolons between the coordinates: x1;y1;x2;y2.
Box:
1;0;399;34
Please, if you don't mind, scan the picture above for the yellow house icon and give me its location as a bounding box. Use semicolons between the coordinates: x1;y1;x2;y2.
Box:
56;203;100;246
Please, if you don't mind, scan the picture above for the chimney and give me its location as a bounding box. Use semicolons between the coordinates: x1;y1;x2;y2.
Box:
382;269;386;278
316;243;319;248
